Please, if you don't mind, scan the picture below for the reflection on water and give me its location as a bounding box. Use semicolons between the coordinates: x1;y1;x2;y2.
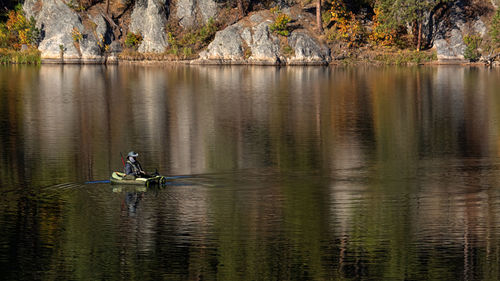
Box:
1;65;500;280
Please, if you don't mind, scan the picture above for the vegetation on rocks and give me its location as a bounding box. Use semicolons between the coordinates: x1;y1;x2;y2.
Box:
326;0;363;47
1;0;500;64
490;9;500;47
483;9;500;63
368;8;399;47
125;32;143;50
373;0;450;51
71;27;83;43
463;34;482;61
165;18;218;58
270;7;292;36
0;5;40;64
0;48;40;64
371;49;437;65
120;18;218;60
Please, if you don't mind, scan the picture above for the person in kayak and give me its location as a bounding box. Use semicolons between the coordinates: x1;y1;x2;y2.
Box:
124;151;148;179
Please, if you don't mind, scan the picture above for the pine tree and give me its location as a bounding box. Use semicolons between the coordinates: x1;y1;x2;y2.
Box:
375;0;448;50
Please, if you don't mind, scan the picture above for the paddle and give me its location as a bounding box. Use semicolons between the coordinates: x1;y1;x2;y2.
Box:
120;152;126;168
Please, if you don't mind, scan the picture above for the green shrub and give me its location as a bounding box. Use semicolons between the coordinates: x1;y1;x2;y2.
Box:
244;46;252;59
3;10;40;49
463;34;482;61
182;47;193;57
322;11;332;25
197;18;217;43
489;9;500;47
66;0;85;11
270;13;291;36
71;27;83;42
14;3;23;11
0;24;8;48
166;18;218;57
168;46;179;56
282;44;294;56
125;32;143;49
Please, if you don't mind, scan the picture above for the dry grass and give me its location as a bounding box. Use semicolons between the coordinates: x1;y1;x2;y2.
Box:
118;49;189;61
0;48;41;64
332;45;438;65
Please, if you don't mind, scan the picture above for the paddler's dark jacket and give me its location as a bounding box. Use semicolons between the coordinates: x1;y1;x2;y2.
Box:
125;159;144;177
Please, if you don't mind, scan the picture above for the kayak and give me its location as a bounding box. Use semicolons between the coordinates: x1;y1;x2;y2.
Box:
110;171;168;186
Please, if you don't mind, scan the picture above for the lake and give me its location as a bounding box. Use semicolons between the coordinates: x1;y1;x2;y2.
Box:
1;64;500;280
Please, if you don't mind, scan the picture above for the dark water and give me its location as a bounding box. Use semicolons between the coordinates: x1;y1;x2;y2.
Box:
1;64;500;280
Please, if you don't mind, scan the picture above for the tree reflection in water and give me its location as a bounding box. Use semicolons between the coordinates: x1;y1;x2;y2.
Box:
1;65;500;280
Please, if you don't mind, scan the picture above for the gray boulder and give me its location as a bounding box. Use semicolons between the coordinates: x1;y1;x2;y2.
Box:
198;23;247;63
24;0;83;59
24;0;105;62
177;0;196;28
176;0;218;28
287;31;330;65
199;0;218;23
247;21;282;64
130;0;169;53
197;19;283;64
433;0;488;60
196;11;331;65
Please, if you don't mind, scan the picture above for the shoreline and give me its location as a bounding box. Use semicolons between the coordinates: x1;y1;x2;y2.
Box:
39;49;498;67
3;47;498;67
39;58;499;67
3;51;498;67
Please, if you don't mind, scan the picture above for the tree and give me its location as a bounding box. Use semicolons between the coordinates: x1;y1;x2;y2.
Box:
1;0;22;21
484;8;500;63
489;9;500;47
317;0;323;32
375;0;448;51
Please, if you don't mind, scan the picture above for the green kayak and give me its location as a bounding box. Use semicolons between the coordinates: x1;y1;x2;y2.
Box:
110;171;168;186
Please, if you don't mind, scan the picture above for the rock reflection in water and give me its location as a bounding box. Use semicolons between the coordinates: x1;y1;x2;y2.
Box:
1;65;500;280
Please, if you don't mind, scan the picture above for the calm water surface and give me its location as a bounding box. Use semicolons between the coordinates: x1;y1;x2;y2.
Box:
1;65;500;280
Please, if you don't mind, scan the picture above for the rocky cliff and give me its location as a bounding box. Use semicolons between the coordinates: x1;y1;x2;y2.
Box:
432;0;489;60
21;0;499;64
195;9;330;65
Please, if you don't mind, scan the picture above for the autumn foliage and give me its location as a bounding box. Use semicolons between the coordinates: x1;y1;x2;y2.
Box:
368;8;398;46
326;0;363;47
0;9;39;50
270;7;291;36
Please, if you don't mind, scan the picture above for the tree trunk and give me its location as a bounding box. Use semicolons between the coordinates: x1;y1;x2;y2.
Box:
416;21;422;51
237;0;244;19
316;0;323;32
106;0;110;14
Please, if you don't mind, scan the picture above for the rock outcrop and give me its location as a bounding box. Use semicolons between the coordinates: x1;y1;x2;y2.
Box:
433;0;489;61
287;31;331;65
176;0;218;28
21;0;496;65
25;0;84;61
195;10;330;65
130;0;169;53
24;0;108;63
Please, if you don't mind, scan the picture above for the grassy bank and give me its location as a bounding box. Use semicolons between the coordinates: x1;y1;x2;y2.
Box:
331;47;438;65
117;48;439;65
0;49;41;64
370;49;438;65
